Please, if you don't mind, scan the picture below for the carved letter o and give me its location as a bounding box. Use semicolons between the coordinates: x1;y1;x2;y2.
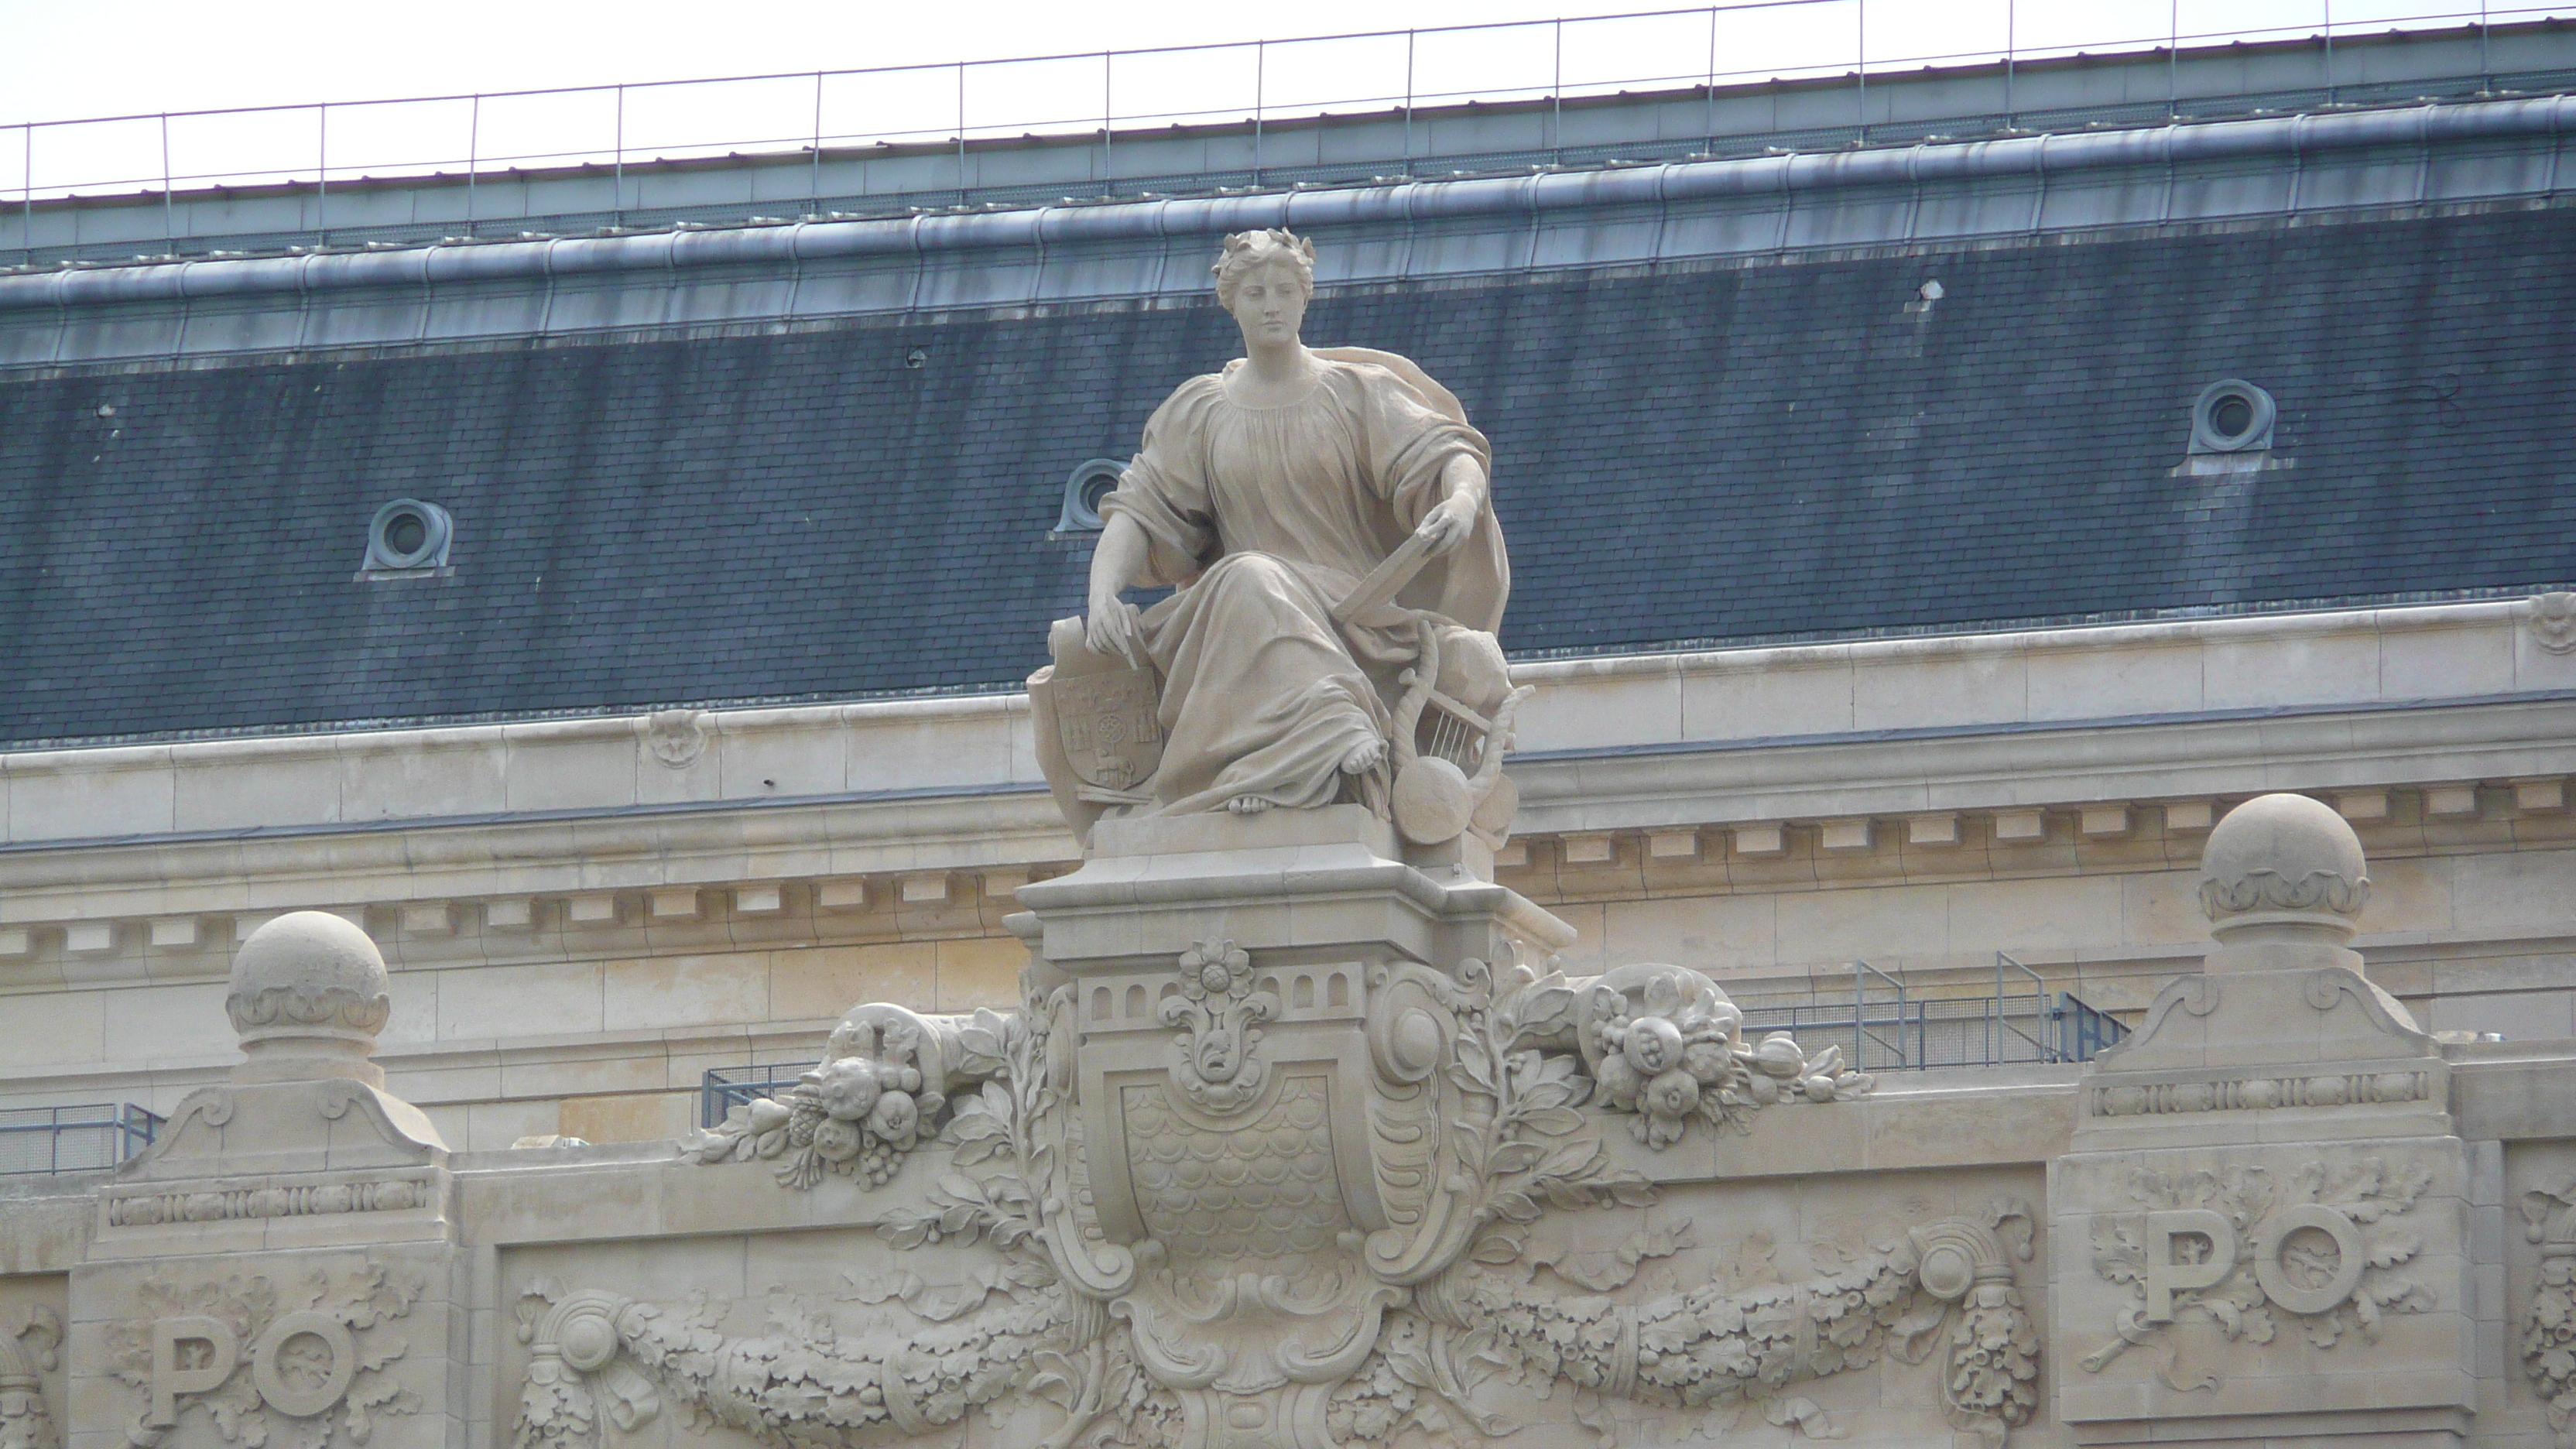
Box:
2251;1204;2368;1317
250;1312;356;1419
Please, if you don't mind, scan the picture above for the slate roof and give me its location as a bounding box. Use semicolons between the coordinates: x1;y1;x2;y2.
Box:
3;204;2574;748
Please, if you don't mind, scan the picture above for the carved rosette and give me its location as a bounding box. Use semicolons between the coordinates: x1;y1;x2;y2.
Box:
1160;940;1276;1113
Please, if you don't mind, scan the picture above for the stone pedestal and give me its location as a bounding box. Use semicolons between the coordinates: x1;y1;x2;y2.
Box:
62;914;468;1449
1007;806;1573;1449
2052;796;2476;1447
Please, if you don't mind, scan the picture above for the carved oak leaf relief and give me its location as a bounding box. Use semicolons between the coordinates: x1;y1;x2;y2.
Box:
107;1267;423;1449
2081;1156;2436;1391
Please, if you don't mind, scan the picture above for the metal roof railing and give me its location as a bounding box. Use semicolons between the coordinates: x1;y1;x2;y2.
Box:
701;1061;820;1129
1740;955;2130;1072
0;1102;163;1174
6;2;2572;248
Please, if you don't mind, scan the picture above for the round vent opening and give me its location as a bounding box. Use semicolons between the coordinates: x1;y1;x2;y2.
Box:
2190;379;2276;454
365;498;454;572
1057;459;1127;533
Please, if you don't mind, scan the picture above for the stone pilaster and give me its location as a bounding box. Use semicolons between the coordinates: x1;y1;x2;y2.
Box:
2054;794;2475;1447
63;914;467;1449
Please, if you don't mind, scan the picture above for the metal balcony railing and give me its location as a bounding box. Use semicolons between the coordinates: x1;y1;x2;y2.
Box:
8;2;2573;251
701;1061;820;1129
0;1102;163;1174
1739;954;2130;1073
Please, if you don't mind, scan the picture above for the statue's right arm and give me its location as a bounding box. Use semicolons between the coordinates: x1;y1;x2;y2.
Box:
1084;512;1150;667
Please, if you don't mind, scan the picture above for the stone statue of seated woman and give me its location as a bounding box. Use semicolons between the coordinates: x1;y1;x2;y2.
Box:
1029;229;1528;851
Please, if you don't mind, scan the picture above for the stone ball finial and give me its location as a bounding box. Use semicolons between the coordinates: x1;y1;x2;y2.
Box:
227;911;393;1085
2197;793;2371;942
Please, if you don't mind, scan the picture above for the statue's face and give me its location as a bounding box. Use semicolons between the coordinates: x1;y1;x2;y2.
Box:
1227;258;1308;346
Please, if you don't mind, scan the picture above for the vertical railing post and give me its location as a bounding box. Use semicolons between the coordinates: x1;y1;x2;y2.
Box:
2005;0;2016;123
1706;5;1719;149
160;111;173;253
1403;29;1416;172
1253;39;1266;186
613;84;625;225
955;61;968;201
1103;50;1115;192
2323;0;2335;103
1855;0;1868;145
466;93;480;238
1551;17;1564;162
317;103;329;242
19;125;31;265
811;70;825;211
2170;0;2181;121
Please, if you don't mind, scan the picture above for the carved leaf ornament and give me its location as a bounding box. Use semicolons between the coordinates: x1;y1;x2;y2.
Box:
108;1268;423;1449
601;953;2030;1447
2522;1174;2576;1444
2081;1157;2436;1389
1;1309;62;1449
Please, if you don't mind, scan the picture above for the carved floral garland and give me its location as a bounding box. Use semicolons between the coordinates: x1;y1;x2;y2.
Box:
519;954;2036;1448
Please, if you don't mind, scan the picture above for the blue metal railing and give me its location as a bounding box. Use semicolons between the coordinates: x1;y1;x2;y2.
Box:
700;1061;820;1129
1739;955;2128;1072
0;1102;162;1174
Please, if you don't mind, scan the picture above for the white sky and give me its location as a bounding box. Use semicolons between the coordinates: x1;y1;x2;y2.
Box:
0;0;2543;196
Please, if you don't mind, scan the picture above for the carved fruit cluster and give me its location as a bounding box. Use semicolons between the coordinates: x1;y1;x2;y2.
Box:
680;1029;946;1190
2519;1177;2576;1443
1584;971;1873;1149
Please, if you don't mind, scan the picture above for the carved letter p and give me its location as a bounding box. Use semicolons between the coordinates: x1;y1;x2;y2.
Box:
148;1317;238;1427
2143;1209;2238;1322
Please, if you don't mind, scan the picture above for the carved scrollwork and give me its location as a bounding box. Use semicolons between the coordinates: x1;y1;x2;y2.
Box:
2521;1174;2576;1445
625;952;2009;1447
2197;867;2370;920
224;985;392;1038
2081;1156;2434;1390
0;1308;61;1449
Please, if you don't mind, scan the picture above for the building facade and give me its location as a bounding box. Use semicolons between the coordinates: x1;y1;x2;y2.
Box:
4;19;2576;1447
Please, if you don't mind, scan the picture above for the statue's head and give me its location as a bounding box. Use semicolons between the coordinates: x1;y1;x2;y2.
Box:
1214;228;1316;345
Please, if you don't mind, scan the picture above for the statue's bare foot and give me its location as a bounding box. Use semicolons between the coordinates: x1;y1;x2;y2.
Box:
1341;738;1387;775
1228;794;1274;815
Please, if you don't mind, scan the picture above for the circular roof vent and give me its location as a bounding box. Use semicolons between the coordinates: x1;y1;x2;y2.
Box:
363;499;454;573
2189;379;2276;454
1055;459;1125;533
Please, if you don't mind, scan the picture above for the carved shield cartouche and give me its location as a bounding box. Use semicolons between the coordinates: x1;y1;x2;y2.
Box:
1051;666;1163;794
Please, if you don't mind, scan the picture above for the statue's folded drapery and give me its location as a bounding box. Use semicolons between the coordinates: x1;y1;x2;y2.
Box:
1098;351;1506;815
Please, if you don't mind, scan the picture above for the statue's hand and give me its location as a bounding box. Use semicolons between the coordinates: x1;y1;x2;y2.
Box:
1086;593;1146;669
1415;492;1479;557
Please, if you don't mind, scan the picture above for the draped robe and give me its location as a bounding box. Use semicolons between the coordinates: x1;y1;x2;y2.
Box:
1098;353;1502;816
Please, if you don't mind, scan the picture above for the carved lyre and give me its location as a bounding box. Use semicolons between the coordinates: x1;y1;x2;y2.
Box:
1387;618;1533;847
